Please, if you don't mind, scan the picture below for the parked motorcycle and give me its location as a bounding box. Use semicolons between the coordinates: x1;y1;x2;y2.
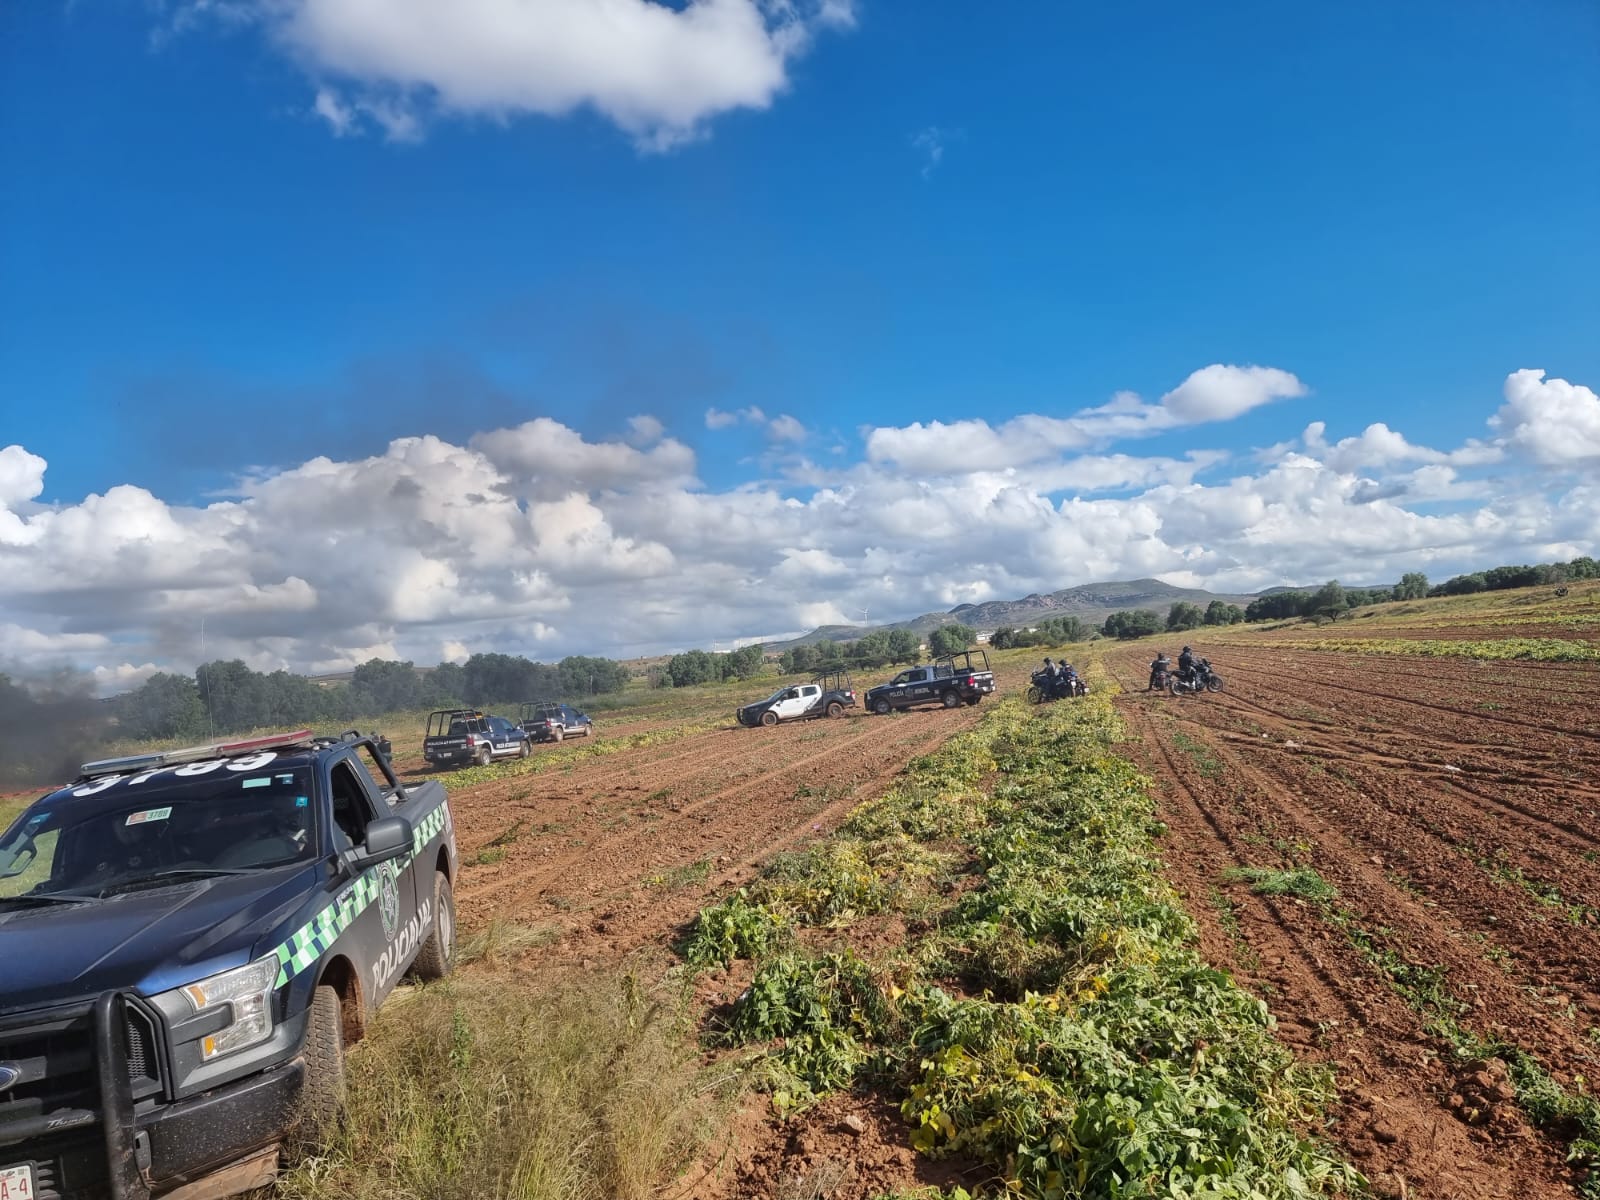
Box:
1027;669;1088;704
1168;659;1224;696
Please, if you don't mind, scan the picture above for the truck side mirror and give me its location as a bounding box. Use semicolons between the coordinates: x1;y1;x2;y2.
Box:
349;815;413;871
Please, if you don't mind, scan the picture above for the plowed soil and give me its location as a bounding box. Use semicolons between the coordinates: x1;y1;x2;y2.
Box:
448;704;995;968
1107;642;1600;1199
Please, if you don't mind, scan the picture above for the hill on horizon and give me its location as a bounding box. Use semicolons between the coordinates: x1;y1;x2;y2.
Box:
769;578;1261;650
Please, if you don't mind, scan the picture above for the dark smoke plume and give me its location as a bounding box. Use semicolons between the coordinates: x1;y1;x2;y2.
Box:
0;669;115;793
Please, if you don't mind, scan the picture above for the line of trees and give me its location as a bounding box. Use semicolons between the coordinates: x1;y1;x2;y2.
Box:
778;628;923;676
989;615;1092;649
1429;557;1598;597
113;653;632;742
655;644;769;688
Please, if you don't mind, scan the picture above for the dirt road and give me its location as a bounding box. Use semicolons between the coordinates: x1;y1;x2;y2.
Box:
1108;642;1600;1199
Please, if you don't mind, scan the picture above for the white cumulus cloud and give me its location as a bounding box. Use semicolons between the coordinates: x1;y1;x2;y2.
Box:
185;0;854;149
1490;368;1600;465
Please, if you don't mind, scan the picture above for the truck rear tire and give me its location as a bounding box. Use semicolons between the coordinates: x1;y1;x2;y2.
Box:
826;701;844;718
293;985;346;1148
553;727;564;743
412;871;456;981
941;691;962;709
475;746;492;767
872;698;891;715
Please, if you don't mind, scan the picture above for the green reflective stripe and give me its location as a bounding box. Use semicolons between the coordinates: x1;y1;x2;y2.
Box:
267;801;451;988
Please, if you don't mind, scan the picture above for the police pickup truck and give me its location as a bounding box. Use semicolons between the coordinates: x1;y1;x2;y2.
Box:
864;650;996;714
421;708;530;768
0;729;458;1200
736;670;857;727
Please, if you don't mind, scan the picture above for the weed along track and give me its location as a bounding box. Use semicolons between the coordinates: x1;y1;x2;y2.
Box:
1107;642;1600;1198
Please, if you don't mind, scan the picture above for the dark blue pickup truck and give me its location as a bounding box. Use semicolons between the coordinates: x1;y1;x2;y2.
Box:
0;729;458;1200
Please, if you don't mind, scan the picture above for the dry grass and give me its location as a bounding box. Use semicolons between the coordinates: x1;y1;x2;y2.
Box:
272;967;724;1200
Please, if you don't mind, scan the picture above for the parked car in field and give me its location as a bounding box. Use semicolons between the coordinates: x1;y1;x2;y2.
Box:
737;670;857;727
0;729;457;1200
422;709;530;768
518;701;595;743
864;650;996;714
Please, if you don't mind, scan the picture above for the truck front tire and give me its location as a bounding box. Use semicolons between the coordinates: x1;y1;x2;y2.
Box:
293;985;346;1148
872;698;891;715
761;709;779;727
413;871;456;981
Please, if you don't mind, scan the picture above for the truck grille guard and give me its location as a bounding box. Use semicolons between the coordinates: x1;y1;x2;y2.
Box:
0;993;156;1200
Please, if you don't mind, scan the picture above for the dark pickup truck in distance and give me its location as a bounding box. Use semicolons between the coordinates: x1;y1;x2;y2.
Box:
0;729;457;1200
422;710;529;768
864;650;996;714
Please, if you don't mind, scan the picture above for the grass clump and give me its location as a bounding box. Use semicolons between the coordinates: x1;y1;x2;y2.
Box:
273;969;715;1200
1223;866;1339;902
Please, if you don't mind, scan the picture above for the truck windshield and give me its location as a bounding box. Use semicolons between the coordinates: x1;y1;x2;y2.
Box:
0;765;317;900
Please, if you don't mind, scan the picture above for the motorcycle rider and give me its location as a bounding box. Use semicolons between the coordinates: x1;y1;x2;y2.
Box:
1178;645;1197;685
1060;662;1082;697
1149;652;1171;691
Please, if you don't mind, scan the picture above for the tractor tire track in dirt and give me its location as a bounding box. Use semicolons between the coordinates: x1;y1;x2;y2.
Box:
1109;642;1600;1199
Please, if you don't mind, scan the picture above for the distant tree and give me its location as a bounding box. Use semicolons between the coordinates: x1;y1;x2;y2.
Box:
1308;580;1347;617
661;649;720;688
1483;564;1543;591
349;658;424;714
724;644;766;681
927;623;976;657
558;655;630;697
1244;591;1311;621
1568;556;1599;580
1432;573;1486;597
780;644;819;674
1102;609;1162;639
194;660;268;732
885;629;922;664
423;662;467;707
1395;572;1429;600
1166;602;1204;632
989;626;1018;650
1203;600;1244;626
119;672;206;741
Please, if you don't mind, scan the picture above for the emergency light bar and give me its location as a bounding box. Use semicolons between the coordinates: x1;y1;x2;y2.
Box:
80;729;314;779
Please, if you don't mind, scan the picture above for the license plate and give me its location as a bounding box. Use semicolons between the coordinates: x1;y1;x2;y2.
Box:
0;1165;35;1200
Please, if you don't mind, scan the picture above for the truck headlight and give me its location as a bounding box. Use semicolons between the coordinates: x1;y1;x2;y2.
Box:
176;955;279;1060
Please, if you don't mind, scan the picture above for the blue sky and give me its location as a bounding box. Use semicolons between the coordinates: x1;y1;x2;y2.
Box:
1;0;1598;682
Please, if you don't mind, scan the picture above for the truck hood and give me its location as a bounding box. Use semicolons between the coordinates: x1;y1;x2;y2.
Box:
0;864;321;1011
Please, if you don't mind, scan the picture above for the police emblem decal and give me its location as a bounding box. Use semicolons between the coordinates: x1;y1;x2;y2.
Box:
378;861;401;939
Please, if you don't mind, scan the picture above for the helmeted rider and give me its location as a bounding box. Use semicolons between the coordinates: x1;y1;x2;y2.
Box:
1059;662;1080;697
1178;645;1196;682
1149;651;1172;691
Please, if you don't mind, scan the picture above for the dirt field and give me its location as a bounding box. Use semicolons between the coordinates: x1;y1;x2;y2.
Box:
1106;642;1600;1199
446;702;996;968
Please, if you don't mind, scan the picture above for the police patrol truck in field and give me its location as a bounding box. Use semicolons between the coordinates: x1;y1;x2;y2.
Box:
0;729;458;1200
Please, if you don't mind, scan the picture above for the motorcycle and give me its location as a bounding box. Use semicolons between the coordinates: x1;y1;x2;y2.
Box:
1026;669;1088;704
1148;663;1171;691
1168;659;1224;696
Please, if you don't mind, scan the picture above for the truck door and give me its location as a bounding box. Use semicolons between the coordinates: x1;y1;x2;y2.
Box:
328;755;423;1005
908;669;936;703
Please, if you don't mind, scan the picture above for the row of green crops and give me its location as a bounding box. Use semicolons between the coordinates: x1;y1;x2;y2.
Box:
682;691;1361;1199
1258;637;1600;662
